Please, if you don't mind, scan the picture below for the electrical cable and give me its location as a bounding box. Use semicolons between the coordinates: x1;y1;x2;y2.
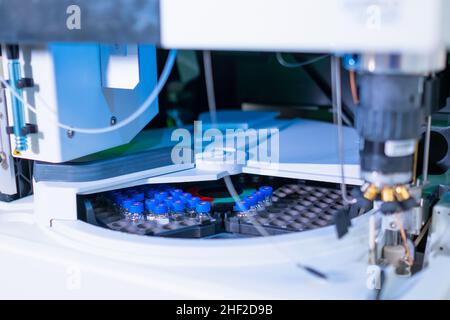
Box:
349;70;359;105
0;49;178;134
276;52;330;68
397;214;414;266
223;175;328;280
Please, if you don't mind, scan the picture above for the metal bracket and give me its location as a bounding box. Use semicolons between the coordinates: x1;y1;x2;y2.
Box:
16;77;34;89
6;123;38;135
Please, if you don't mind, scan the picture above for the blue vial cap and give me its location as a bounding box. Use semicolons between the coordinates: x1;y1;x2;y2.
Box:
196;201;211;214
164;197;176;207
153;203;168;215
171;189;183;198
145;199;158;211
172;200;185;212
235;200;249;212
120;198;135;209
253;191;264;202
155;191;169;202
146;190;155;199
246;195;257;207
128;202;144;214
187;197;201;209
131;191;145;202
259;186;273;198
180;192;192;200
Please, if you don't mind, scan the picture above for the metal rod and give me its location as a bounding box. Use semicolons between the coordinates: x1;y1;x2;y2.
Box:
331;56;356;205
203;50;328;281
202;51;218;125
368;214;377;265
422;115;432;186
412;141;419;185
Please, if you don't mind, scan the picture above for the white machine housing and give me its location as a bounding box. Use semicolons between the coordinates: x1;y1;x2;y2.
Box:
161;0;450;54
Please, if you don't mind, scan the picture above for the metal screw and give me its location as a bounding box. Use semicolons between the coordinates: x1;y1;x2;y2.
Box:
390;222;397;229
67;129;75;139
110;116;117;126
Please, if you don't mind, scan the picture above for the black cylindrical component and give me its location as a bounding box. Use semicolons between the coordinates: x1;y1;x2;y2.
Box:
360;141;414;175
357;74;424;141
5;44;20;60
356;74;424;184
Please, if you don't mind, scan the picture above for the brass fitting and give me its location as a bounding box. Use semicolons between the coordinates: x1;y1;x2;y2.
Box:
363;184;379;201
381;187;395;202
394;185;410;201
